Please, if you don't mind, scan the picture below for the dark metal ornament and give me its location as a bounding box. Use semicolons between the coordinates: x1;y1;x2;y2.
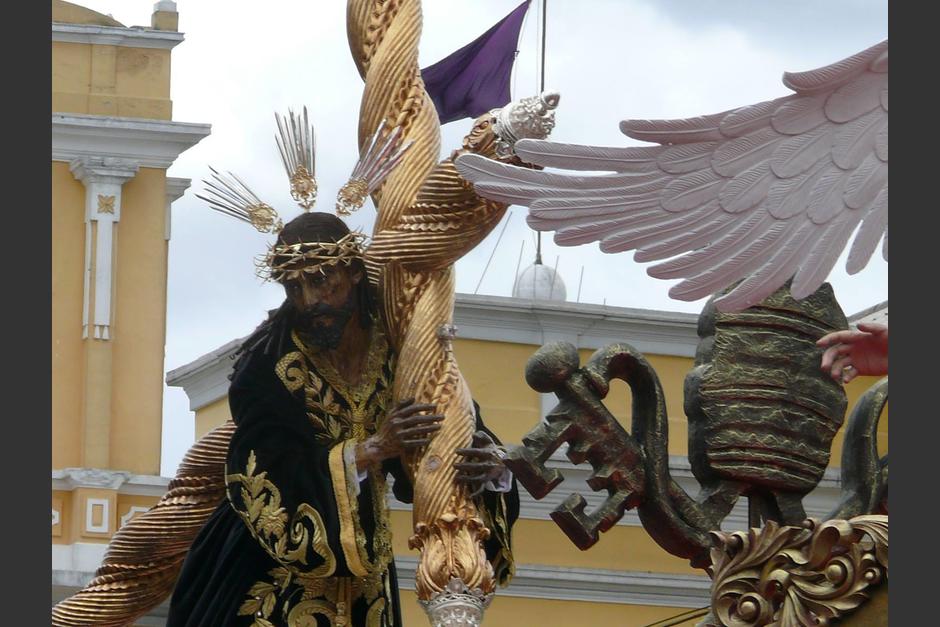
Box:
505;281;888;571
685;282;849;526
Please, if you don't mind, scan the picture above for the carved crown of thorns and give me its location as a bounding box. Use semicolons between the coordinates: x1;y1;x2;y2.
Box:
256;232;369;282
195;106;412;280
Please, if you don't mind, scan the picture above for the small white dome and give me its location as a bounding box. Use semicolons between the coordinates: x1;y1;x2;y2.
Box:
513;263;567;301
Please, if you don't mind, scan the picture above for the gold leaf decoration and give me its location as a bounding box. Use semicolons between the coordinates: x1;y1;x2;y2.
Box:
97;194;115;214
703;515;888;627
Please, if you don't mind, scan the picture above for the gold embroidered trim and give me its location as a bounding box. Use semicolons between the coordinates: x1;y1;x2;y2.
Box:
227;451;336;577
274;351;306;393
286;599;336;626
327;439;394;582
237;567;292;625
366;597;387;627
347;453;393;580
239;566;390;625
330;440;370;577
282;327;392;444
490;496;515;585
293;327;389;424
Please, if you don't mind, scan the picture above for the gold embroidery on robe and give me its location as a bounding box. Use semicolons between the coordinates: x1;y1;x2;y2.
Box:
365;598;387;627
227;451;336;577
238;565;390;626
329;441;370;577
276;328;393;446
329;440;394;580
249;324;396;625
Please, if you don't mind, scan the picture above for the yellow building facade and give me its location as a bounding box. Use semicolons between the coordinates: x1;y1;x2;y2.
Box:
51;0;209;609
167;293;888;626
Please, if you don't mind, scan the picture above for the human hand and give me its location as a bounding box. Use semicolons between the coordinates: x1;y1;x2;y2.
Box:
356;398;443;469
817;322;888;384
454;430;507;498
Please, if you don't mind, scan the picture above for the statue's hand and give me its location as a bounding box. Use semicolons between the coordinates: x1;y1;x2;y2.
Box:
356;398;443;469
454;430;509;498
492;91;560;158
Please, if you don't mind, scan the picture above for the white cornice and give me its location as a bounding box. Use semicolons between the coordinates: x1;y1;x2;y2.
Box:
166;177;191;202
52;114;211;169
52;22;184;50
165;177;191;241
849;301;888;326
166;337;244;410
453;293;699;356
52;468;130;490
394;557;711;608
52;470;170;496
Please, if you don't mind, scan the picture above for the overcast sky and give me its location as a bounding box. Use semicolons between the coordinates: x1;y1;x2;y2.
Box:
71;1;888;476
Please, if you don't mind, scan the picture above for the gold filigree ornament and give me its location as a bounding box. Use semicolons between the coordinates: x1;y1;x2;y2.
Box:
97;194;115;214
409;495;494;600
703;515;888;627
335;120;413;215
275;107;318;211
226;450;337;576
196;167;284;234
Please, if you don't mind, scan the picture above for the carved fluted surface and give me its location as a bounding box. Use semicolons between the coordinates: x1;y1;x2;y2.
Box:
51;421;235;626
348;0;508;601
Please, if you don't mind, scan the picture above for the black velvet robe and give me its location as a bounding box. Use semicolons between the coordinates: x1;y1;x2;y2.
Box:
167;313;518;627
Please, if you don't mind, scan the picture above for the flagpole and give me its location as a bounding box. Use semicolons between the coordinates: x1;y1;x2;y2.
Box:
540;0;547;93
536;0;546;265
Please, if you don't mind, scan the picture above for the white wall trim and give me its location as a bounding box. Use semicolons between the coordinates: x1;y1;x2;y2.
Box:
52;22;185;50
85;498;111;534
120;474;172;496
53;468;131;490
52;543;109;587
453;294;700;357
394;557;711;608
53;470;170;497
166;337;244;410
52;114;211;169
120;506;151;528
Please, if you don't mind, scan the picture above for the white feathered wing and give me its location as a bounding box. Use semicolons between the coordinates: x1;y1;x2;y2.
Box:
456;40;888;311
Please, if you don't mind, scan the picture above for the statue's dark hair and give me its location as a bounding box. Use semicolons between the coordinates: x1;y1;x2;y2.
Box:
231;213;377;375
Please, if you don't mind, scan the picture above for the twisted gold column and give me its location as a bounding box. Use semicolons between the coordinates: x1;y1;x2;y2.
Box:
52;421;235;626
348;0;511;616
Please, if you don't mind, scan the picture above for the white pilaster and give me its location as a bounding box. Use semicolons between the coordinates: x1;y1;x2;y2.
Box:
69;157;139;340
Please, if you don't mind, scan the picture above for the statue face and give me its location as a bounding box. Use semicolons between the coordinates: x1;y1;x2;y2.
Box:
284;262;362;349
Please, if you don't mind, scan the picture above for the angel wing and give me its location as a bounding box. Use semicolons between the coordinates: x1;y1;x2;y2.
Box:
456;40;888;311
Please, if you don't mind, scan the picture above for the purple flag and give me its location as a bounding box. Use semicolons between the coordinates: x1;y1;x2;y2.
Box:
421;1;531;125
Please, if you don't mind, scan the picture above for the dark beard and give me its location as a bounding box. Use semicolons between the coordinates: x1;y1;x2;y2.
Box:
292;298;355;351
